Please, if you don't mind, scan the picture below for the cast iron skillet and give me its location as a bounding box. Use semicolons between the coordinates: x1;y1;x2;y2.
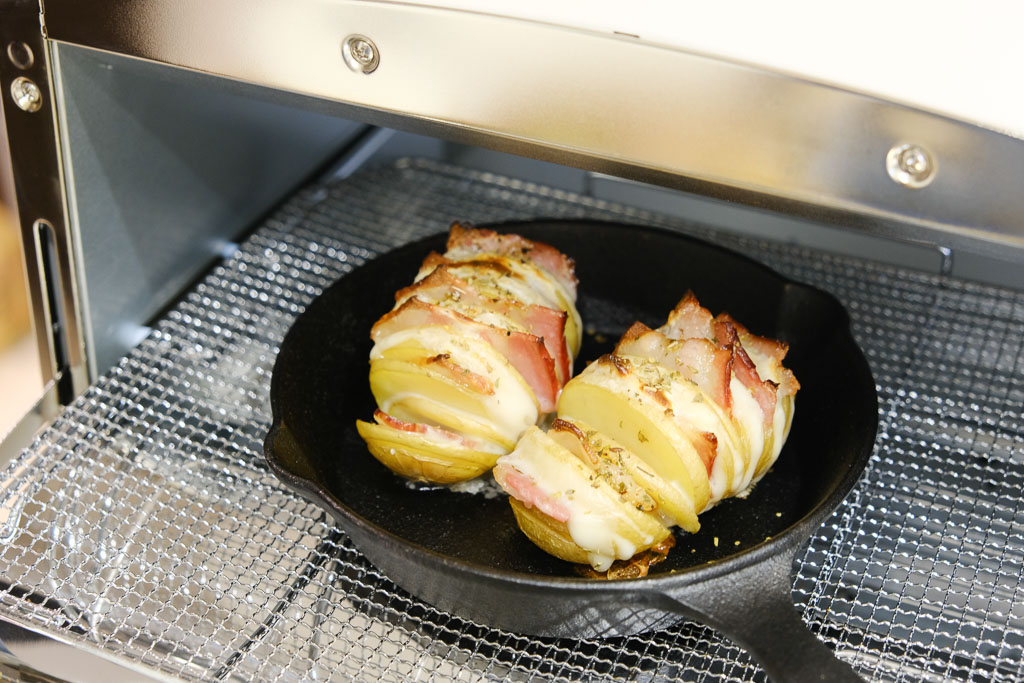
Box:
264;220;878;682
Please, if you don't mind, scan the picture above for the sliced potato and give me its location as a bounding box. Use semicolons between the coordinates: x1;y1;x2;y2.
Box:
369;332;539;449
724;328;799;487
725;375;765;494
369;336;432;363
780;394;795;443
356;419;499;483
753;393;795;480
372;327;539;408
370;383;520;451
357;224;581;486
558;369;712;516
548;417;699;533
508;497;592;565
656;376;736;505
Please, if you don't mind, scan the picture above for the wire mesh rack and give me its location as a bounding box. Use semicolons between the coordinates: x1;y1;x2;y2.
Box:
0;158;1022;681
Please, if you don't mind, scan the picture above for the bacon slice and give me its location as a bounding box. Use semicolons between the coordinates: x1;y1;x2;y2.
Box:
395;266;571;384
712;318;777;429
716;313;801;400
718;312;788;363
372;297;560;412
661;290;715;340
775;368;800;400
493;464;571;523
657;293;780;429
445;221;578;300
691;431;718;477
423;352;495;395
373;410;494;452
615;322;733;409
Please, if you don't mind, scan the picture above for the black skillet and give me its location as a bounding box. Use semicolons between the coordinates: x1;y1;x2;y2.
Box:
264;219;877;682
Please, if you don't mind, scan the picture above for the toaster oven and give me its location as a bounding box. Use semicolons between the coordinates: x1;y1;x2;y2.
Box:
2;1;1024;680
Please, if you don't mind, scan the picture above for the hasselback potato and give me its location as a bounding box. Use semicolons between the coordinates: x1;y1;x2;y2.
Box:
495;291;799;572
357;223;581;484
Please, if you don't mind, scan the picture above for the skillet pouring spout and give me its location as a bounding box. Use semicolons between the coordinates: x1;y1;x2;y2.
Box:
264;219;878;682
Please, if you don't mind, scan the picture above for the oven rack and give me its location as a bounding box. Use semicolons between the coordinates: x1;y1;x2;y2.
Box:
0;158;1022;681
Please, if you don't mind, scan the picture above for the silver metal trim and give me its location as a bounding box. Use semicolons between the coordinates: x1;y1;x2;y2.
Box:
1;0;88;399
46;43;98;382
37;0;1024;261
0;615;166;682
0;381;58;469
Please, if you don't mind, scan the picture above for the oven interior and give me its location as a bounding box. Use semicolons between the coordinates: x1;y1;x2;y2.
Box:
2;15;1024;683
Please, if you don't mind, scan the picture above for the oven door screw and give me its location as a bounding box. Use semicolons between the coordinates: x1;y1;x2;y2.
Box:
342;35;380;74
10;76;43;112
886;143;936;188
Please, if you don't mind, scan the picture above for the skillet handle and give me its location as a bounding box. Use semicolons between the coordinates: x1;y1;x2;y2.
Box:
665;548;861;683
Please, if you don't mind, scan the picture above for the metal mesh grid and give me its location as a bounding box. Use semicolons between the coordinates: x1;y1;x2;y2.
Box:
1;157;1023;681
